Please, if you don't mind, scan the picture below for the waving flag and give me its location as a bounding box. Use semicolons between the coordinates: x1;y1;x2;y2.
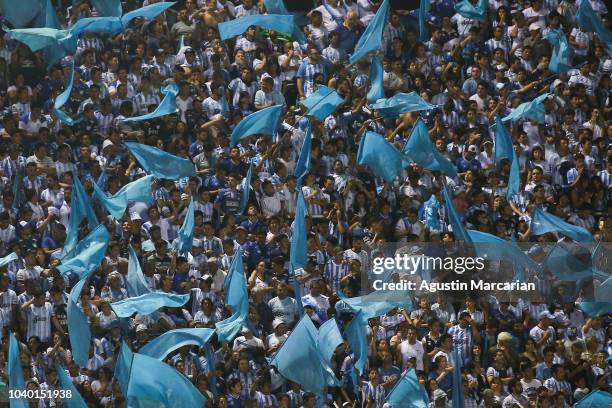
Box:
174;199;195;255
418;0;431;42
454;0;486;20
0;252;18;267
64;176;98;256
126;245;151;298
442;185;470;243
544;29;572;74
531;206;595;243
574;390;612;408
576;302;612;317
238;160;253;215
502;93;550;124
0;0;43;28
218;14;303;42
115;342;206;407
576;0;612;47
423;194;442;231
372;92;439;118
335;290;412;320
300;85;344;120
317;318;344;364
404;119;457;177
230;104;283;146
294;120;312;185
466;229;540;272
121;84;179;123
367;55;385;104
57;224;110;278
67;278;92;367
215;248;250;342
346;312;368;375
139;328;215;360
542;243;608;282
92;174;153;220
56;365;87;408
111;293;190;318
289;190;309;269
357;131;411;182
349;0;390;63
125;142;196;180
493;118;520;200
8;331;27;408
386;368;430;407
452;346;465;408
263;0;307;43
53;61;82;125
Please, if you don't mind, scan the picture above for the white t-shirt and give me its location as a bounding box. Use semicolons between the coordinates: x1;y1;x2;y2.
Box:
399;340;425;371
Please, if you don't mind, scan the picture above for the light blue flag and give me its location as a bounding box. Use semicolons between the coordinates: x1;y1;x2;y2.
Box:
139;328;215;360
111;292;190;318
531;206;595;243
67;278;91;368
8;331;27;408
125;142;196;180
126;245;151;298
385;368;430;408
576;302;612;317
442;185;470;243
501;93;550;124
215;248;250;342
335;290;412;320
0;0;45;28
357;131;411;182
0;252;18;267
300;85;344;120
53;62;82;125
115;342;206;407
262;0;307;43
57;224;110;278
92;174;154;220
230;104;283;147
349;0;390;63
290;190;308;269
454;0;486;21
367;55;385;104
576;0;612;47
542;243;608;282
317;318;344;365
90;0;122;17
493;118;520;200
56;365;87;408
418;0;430;42
121;84;179;123
544;29;571;74
422;194;441;231
174;199;195;256
574;390;612;408
238;160;253;215
346;312;368;375
294;120;312;186
64;176;98;256
218;14;303;42
372;92;440;118
452;346;464;408
466;229;540;272
35;0;60;29
403;119;458;177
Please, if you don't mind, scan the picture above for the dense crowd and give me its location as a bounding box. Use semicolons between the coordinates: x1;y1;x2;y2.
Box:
0;0;610;407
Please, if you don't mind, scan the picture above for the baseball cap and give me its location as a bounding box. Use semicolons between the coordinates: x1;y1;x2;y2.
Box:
539;311;554;320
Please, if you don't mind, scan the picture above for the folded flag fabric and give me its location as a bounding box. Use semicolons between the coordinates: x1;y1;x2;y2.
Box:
544;28;572;74
121;84;179;123
345;312;368;375
126;245;151;298
125;142;196;180
576;302;612;317
349;0;390;63
218;14;300;42
262;0;307;43
442;185;470;243
139;328;215;360
493;118;520;200
385;368;430;408
530;206;595;243
56;364;88;408
289;190;309;269
317;318;344;365
542;243;608;282
173;198;195;256
357;131;411;182
67;278;92;368
576;0;612;47
111;292;190;318
454;0;486;20
230;104;283;146
452;346;464;408
0;252;18;267
301;85;344;120
403;119;457;177
466;229;540;273
418;0;430;42
53;61;82;125
115;342;206;407
335;290;412;320
57;224;110;278
422;194;441;231
294;120;312;185
0;0;43;28
501;93;550;124
372;92;439;118
64;176;98;256
8;331;27;408
367;55;385;104
215;248;250;342
92;174;154;220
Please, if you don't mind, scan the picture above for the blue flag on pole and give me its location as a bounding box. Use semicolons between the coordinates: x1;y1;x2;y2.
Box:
64;176;98;256
493;118;520;200
335;290;412;320
139;328;215;360
576;302;612;317
230;104;283;146
92;174;153;220
90;0;122;17
349;0;390;63
238;160;253;215
574;390;612;408
576;0;612;47
345;312;368;375
454;0;486;20
502;93;550;124
218;14;302;42
56;365;88;408
367;55;385;104
290;190;308;269
301;85;344;120
53;62;82;125
357;131;411;182
115;342;206;407
111;293;190;318
372;92;440;118
541;243;608;282
294;120;312;185
125;142;195;180
67;278;92;368
442;185;471;243
386;368;430;408
8;331;27;408
418;0;430;42
121;84;179;123
452;346;465;408
404;119;457;177
466;229;540;273
126;245;151;298
174;198;195;256
544;28;572;74
262;0;307;43
531;206;595;243
317;318;344;364
215;248;250;342
57;224;110;278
